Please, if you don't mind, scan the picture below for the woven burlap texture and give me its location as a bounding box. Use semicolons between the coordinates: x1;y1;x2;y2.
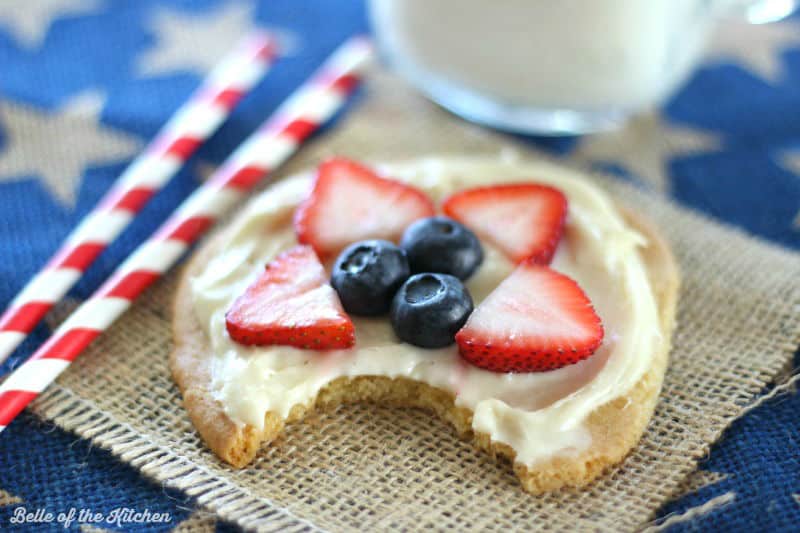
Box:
30;69;800;532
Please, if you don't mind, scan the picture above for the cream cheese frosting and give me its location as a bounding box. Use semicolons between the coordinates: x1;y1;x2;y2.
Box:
189;155;662;467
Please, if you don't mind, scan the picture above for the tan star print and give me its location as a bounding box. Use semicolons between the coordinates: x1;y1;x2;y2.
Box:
0;92;141;208
704;17;800;84
570;111;720;193
137;2;298;77
0;0;100;49
0;488;23;506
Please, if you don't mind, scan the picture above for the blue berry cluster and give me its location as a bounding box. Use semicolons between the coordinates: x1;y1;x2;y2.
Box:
331;217;482;347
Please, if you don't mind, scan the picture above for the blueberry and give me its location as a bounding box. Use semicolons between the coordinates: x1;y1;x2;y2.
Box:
400;216;483;280
331;240;410;316
390;273;473;348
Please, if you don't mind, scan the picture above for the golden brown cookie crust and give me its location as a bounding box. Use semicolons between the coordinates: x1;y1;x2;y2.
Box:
170;176;679;495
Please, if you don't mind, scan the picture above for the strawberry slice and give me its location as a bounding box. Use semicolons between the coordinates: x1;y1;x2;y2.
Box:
294;158;435;259
456;264;603;372
225;245;355;350
442;183;568;264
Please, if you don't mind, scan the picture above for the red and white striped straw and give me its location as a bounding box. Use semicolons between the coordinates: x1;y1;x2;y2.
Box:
0;36;373;433
0;31;278;365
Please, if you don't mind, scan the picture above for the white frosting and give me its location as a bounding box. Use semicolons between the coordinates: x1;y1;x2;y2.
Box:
190;156;662;467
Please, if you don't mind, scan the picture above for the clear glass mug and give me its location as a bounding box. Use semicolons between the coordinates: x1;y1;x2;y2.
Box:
367;0;797;135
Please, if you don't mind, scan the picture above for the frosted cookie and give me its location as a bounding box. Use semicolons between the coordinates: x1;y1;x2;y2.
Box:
170;156;679;493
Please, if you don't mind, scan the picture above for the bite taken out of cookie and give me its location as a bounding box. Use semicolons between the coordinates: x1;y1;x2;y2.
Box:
171;156;679;494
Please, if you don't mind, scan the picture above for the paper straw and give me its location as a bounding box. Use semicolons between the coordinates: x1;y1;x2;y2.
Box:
0;31;278;365
0;36;373;433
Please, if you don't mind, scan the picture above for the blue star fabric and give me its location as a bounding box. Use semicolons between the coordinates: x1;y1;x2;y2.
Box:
0;1;798;531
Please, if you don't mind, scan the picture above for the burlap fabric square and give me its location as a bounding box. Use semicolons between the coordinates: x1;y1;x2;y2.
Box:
30;68;800;532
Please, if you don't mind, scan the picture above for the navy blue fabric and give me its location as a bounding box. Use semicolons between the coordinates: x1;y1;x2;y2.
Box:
0;1;798;530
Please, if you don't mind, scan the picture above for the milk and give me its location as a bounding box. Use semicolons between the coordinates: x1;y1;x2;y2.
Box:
368;0;716;131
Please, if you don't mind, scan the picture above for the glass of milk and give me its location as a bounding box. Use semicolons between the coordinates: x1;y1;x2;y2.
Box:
368;0;797;134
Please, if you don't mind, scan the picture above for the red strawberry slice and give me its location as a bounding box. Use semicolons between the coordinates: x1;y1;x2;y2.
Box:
225;245;355;350
456;264;603;372
442;183;568;264
294;157;435;259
